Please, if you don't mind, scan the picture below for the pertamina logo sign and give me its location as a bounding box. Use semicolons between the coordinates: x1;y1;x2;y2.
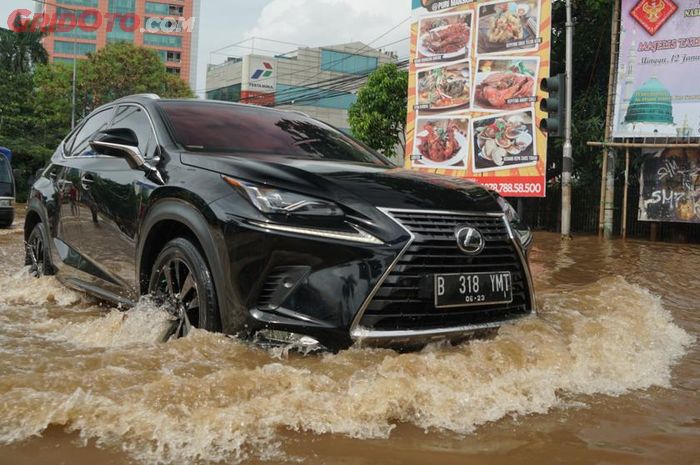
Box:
631;0;678;35
251;62;273;80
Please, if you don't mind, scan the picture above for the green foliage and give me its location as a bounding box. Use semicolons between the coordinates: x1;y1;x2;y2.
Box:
348;63;408;157
549;0;613;186
0;37;195;200
0;20;48;73
80;42;193;111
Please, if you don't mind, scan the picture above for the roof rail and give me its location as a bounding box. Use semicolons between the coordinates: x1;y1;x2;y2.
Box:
130;93;161;100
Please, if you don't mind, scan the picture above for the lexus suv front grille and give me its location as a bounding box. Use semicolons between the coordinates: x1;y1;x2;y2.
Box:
357;209;533;332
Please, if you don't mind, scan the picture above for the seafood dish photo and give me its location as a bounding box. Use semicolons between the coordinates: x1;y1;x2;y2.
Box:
417;62;471;111
477;1;539;54
473;112;535;170
488;11;524;43
473;59;538;111
418;13;472;63
413;118;469;167
475;72;534;110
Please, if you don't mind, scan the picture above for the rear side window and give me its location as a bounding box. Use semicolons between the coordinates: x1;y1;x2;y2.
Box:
0;157;11;183
68;108;114;157
157;101;389;165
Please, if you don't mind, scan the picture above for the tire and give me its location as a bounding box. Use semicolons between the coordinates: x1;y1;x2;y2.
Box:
25;222;53;276
148;237;221;339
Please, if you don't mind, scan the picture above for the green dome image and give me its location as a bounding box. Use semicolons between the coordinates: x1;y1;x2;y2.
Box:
624;78;674;125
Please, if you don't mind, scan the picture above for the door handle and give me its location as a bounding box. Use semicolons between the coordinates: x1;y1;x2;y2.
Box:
81;174;95;190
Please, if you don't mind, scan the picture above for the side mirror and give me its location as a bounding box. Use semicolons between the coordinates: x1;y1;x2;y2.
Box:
12;169;21;180
90;128;145;170
89;128;165;185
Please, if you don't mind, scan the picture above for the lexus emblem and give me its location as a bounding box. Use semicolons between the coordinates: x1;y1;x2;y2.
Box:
455;227;485;255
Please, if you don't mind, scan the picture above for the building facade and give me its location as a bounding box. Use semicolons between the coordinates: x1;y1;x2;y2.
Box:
36;0;200;85
206;42;397;132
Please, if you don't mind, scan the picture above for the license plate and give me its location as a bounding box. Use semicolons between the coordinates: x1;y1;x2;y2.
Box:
434;272;513;308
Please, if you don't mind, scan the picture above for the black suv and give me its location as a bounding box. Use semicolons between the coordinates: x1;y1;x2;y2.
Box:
25;95;535;351
0;155;15;228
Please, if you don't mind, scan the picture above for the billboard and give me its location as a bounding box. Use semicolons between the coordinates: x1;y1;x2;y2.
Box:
241;55;277;106
639;148;700;223
613;0;700;139
406;0;552;197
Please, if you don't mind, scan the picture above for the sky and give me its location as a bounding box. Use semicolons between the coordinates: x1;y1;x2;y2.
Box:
0;0;411;95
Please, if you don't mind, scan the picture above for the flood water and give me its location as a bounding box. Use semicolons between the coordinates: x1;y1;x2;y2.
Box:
0;208;698;465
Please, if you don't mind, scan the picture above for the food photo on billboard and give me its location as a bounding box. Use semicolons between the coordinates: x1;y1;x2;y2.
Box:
472;57;539;112
416;10;473;66
476;0;541;55
411;116;470;169
416;59;472;114
471;110;537;172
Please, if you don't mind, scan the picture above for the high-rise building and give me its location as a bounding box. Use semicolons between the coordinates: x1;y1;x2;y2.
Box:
36;0;200;86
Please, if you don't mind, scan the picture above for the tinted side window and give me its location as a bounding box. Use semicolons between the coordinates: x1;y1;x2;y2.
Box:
69;108;114;157
111;105;157;157
0;157;11;184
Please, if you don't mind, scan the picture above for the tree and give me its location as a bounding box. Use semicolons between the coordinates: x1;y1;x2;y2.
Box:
0;18;48;73
0;40;195;200
348;63;408;157
80;42;193;112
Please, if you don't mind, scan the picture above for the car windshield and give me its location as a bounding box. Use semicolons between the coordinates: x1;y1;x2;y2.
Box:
157;101;391;166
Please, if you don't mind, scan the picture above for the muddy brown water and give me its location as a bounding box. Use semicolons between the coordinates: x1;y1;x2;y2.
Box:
0;208;698;465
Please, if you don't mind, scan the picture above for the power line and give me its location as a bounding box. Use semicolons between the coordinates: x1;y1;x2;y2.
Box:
236;15;411;89
198;35;410;99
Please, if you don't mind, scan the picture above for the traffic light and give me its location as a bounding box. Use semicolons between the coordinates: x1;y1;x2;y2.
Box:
539;74;566;137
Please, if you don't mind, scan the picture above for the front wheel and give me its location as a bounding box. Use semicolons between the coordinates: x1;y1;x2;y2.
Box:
25;222;53;276
148;237;221;340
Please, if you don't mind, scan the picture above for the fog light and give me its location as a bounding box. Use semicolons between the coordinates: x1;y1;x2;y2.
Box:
255;329;324;352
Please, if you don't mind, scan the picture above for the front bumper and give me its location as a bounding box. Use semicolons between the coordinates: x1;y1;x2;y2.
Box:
220;209;535;352
0;206;14;225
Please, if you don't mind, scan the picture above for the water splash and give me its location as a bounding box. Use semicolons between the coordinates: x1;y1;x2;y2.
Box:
0;276;692;464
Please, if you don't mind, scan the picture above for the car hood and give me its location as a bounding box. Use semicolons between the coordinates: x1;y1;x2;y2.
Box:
181;152;501;213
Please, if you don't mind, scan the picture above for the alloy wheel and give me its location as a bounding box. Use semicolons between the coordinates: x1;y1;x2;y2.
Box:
27;233;46;276
152;257;200;339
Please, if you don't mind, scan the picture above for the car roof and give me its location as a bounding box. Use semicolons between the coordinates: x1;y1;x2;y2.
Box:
94;94;310;118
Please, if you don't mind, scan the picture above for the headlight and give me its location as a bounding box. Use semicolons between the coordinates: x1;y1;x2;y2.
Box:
494;193;532;250
223;176;343;217
0;199;13;207
223;176;382;245
495;195;519;224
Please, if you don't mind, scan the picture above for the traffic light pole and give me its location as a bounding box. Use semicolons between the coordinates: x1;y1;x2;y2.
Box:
561;0;574;239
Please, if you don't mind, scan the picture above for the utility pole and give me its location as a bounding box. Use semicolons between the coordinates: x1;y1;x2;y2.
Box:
599;0;621;238
560;0;574;239
71;39;77;129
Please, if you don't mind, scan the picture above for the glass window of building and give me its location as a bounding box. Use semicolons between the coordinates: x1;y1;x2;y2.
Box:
106;14;135;43
143;33;182;48
54;8;98;40
206;84;241;102
54;41;97;55
320;50;378;75
144;2;171;15
58;0;99;6
108;0;136;13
